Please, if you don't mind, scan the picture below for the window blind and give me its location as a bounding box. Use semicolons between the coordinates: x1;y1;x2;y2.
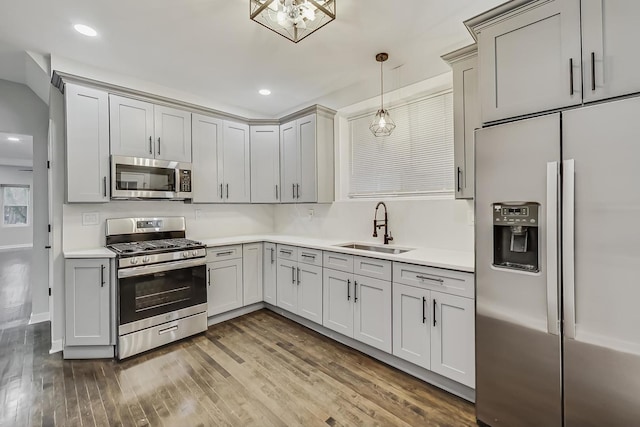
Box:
349;91;454;197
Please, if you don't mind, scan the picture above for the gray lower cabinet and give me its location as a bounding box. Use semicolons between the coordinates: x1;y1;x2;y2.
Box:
206;250;243;317
65;258;111;346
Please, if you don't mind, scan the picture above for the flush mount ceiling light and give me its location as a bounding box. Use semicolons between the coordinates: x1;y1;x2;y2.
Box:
73;24;98;37
370;53;396;137
250;0;336;43
259;89;272;95
7;137;21;142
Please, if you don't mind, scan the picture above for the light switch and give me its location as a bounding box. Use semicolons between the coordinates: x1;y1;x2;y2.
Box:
82;212;99;226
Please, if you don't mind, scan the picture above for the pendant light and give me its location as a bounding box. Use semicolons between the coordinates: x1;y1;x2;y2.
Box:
369;52;396;137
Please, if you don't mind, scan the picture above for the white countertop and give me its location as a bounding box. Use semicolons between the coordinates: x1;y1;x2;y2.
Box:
63;248;117;259
197;234;474;272
62;234;474;272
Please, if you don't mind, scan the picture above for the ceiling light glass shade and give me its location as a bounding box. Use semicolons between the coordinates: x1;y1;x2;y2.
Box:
369;109;396;137
250;0;336;43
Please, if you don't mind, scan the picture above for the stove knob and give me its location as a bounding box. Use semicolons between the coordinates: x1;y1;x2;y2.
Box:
143;256;150;263
130;258;138;265
192;250;198;256
182;252;188;258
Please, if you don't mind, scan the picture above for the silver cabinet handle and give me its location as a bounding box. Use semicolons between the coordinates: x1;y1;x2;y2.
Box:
220;183;223;200
563;159;576;339
301;253;316;259
296;183;300;199
347;279;351;301
275;185;279;200
226;183;229;199
297;267;301;285
280;249;292;255
416;275;444;284
457;167;462;193
291;266;295;284
270;247;274;264
103;176;107;198
422;296;426;324
157;137;161;155
354;280;358;302
590;52;596;91
149;136;152;154
207;268;211;286
216;251;233;257
433;299;437;327
100;264;105;287
546;161;560;336
569;58;574;96
292;184;295;199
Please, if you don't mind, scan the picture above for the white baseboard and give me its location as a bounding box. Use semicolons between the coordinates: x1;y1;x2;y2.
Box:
28;311;50;325
0;244;33;252
207;303;265;327
50;339;63;354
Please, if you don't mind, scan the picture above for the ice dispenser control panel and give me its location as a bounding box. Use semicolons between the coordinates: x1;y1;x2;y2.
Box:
492;202;540;272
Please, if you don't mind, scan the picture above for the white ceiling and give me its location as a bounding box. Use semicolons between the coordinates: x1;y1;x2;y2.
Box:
0;0;504;118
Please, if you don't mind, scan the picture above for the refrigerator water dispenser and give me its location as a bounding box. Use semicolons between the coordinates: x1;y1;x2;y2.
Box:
492;202;540;272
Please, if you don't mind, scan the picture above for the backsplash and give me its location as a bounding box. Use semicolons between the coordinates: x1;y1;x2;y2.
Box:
274;198;474;252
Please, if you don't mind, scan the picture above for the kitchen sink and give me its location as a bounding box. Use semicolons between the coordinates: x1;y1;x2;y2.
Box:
335;243;413;255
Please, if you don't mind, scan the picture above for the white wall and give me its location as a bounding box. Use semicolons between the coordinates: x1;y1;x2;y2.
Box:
0;165;33;248
62;202;274;250
0;79;49;320
274;72;475;253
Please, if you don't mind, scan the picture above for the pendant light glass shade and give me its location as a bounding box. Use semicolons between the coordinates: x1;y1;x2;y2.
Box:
370;53;395;137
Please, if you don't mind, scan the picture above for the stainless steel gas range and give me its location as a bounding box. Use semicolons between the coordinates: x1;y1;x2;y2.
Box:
106;217;207;359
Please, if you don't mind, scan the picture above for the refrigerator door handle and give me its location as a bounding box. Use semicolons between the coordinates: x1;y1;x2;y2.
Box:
563;159;577;339
546;162;560;336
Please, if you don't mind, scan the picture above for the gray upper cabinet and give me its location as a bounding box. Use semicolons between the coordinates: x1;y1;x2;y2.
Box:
250;125;280;203
154;105;192;162
443;45;480;199
109;95;191;162
65;83;110;203
471;0;582;123
192;114;223;203
109;95;155;158
279;111;335;204
581;0;640;103
65;258;111;346
192;115;249;203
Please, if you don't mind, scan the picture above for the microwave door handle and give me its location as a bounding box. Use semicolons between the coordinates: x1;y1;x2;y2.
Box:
563;159;577;339
546;162;560;336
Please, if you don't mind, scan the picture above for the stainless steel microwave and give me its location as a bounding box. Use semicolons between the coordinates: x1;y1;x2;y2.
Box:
111;156;192;200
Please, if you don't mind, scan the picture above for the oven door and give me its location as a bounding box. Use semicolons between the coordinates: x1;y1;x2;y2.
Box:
117;259;207;334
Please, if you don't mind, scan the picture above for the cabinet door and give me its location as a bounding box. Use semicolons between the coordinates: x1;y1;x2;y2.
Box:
297;263;322;324
279;119;298;203
192;114;223;203
65;84;110;203
222;121;251;203
154;105;192;162
581;0;640;103
452;54;479;200
477;0;581;123
250;125;280;203
431;291;475;388
392;283;430;369
263;243;277;305
65;259;110;346
109;95;155;158
207;259;243;316
296;114;317;203
276;259;297;313
322;269;354;337
243;243;263;306
353;275;392;352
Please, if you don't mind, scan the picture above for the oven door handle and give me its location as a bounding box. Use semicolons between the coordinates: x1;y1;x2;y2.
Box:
118;258;206;279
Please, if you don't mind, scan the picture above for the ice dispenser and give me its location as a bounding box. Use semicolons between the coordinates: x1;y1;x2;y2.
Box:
492;202;539;272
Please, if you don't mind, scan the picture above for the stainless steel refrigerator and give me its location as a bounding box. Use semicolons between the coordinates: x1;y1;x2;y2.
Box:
475;96;640;427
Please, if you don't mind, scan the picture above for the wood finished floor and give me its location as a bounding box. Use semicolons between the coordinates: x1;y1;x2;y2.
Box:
0;251;476;427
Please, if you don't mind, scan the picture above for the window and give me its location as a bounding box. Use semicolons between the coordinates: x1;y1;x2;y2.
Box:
2;185;30;226
349;91;454;198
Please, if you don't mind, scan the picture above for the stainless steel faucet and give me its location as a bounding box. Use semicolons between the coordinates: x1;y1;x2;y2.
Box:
373;201;393;244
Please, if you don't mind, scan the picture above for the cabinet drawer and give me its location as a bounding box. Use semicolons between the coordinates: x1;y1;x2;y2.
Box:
206;245;242;262
298;247;322;266
323;251;354;273
354;256;391;281
393;262;473;299
277;244;298;260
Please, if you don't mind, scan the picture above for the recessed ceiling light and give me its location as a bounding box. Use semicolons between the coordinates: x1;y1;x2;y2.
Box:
259;89;272;96
7;137;20;142
74;24;98;37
